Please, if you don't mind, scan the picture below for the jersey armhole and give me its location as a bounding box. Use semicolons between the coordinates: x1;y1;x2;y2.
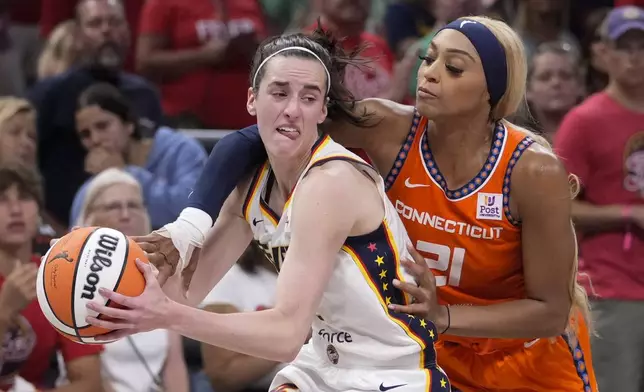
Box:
241;162;267;221
384;108;423;191
502;137;535;226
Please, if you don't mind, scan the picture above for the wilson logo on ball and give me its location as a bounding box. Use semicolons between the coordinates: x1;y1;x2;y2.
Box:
80;233;120;300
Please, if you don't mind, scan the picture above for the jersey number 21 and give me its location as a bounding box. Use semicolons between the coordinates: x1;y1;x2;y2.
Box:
416;240;465;287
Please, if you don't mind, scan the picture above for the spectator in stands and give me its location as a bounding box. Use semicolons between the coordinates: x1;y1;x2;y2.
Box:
582;7;611;94
555;6;644;392
0;0;43;96
317;0;412;102
0;97;64;256
383;0;435;59
37;20;81;80
74;168;189;392
29;0;163;228
406;0;486;101
136;0;267;129
514;0;580;63
0;164;103;391
70;83;207;229
200;244;283;392
527;41;584;143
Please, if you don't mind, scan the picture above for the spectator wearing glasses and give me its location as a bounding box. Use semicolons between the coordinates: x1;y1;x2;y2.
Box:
70;83;207;229
556;6;644;392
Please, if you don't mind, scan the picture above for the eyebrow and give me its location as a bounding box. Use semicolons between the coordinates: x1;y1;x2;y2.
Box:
429;42;477;62
269;81;323;94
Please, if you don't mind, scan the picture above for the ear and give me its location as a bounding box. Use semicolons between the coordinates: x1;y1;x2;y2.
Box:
318;97;329;124
247;87;257;117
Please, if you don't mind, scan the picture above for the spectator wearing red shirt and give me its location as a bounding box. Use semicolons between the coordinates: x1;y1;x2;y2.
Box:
137;0;267;129
0;164;103;391
316;0;411;103
555;6;644;392
39;0;144;73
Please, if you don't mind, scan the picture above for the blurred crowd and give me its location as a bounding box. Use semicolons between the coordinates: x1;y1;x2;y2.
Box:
0;0;641;391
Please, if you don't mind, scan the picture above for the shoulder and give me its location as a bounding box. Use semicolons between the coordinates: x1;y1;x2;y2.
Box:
28;72;75;103
357;98;415;129
511;144;571;207
154;127;206;153
120;72;159;94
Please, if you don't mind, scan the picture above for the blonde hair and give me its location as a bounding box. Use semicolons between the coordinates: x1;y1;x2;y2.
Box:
75;168;151;234
37;20;79;80
0;97;34;129
464;16;592;332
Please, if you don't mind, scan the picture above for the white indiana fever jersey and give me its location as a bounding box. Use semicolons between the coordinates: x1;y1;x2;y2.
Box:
241;134;439;371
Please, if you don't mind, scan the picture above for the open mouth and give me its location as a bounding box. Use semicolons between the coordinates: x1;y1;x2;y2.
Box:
276;126;300;140
7;221;25;231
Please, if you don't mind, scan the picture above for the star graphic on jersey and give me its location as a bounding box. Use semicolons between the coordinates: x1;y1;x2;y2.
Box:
429;329;435;339
386;297;392;305
379;269;387;279
368;243;377;252
420;319;427;328
382;282;388;291
375;255;384;266
440;378;447;388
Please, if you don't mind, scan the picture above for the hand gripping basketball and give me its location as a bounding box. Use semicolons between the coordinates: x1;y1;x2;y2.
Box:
85;258;172;341
389;244;442;323
130;232;180;286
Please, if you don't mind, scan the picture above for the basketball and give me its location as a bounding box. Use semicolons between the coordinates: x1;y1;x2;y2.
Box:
36;227;148;344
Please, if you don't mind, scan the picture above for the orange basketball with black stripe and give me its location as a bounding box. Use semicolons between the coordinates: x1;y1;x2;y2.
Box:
384;110;597;391
35;227;148;344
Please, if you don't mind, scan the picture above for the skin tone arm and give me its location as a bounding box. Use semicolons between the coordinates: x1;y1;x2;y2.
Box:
392;145;576;338
162;182;254;307
162;332;190;392
570;199;643;233
201;303;280;392
52;356;104;392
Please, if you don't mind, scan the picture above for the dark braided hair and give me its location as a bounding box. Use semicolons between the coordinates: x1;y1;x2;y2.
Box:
249;23;375;128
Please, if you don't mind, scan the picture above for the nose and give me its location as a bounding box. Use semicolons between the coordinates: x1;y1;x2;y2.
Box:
421;59;440;85
88;130;103;148
283;95;302;120
7;198;23;216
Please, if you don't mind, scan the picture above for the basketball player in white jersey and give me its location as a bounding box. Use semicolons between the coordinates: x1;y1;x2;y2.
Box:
83;31;451;392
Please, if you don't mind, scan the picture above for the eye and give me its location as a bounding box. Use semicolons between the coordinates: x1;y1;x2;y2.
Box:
446;65;464;75
272;91;287;98
419;55;435;65
302;96;316;103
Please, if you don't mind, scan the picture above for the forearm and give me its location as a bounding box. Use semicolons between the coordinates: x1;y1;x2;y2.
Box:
436;298;569;339
187;125;265;220
169;303;305;362
206;353;279;392
571;201;630;232
137;49;221;80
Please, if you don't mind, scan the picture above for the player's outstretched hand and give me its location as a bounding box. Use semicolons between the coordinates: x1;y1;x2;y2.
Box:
130;232;180;286
388;244;442;322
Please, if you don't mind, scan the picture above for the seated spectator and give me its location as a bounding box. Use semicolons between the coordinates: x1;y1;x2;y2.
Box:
136;0;267;129
74;168;189;392
29;0;163;228
0;164;103;391
0;97;64;256
581;7;611;94
527;41;584;143
37;20;81;80
200;244;284;392
70;83;207;229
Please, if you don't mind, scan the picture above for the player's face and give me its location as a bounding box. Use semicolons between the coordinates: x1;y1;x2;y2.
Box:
0;184;39;249
0;112;37;167
76;105;134;154
248;56;328;160
87;183;147;236
416;29;489;121
605;29;644;88
528;51;582;113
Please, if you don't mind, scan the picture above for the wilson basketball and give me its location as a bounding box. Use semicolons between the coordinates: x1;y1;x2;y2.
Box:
36;226;148;344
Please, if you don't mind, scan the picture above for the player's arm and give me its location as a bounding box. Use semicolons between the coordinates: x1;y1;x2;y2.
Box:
163;181;254;307
167;164;362;362
434;147;575;338
161;332;190;392
51;355;104;392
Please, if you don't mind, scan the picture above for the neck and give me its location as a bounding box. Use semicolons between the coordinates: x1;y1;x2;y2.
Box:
533;108;565;138
0;243;32;277
429;111;494;157
320;15;362;39
606;81;644;113
268;151;312;201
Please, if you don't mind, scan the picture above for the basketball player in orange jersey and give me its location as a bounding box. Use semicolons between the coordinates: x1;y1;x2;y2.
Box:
134;16;596;392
